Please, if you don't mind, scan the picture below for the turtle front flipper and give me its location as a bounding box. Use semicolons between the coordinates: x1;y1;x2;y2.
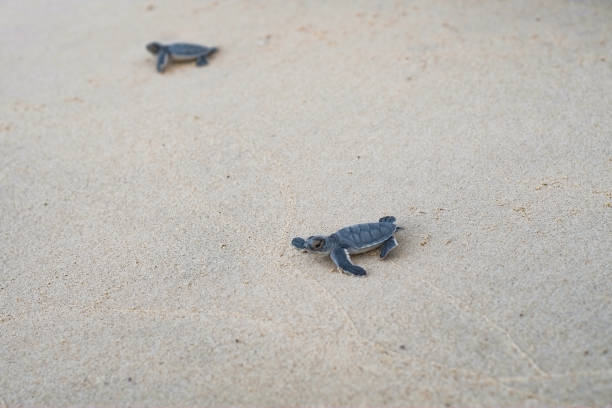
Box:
156;50;170;73
291;237;307;249
331;248;366;276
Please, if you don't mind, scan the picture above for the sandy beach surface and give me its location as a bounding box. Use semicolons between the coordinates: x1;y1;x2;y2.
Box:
1;0;611;406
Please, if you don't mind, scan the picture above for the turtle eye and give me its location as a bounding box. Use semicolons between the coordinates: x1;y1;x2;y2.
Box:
312;239;324;249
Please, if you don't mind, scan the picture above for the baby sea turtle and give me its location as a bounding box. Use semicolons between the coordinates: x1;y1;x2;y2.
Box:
146;42;218;73
292;216;402;277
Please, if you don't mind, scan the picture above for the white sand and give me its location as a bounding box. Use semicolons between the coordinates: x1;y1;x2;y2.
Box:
1;0;611;405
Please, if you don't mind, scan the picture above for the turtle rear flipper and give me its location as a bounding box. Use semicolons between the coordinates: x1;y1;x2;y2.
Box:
157;50;170;73
196;47;218;66
379;216;396;224
331;248;366;276
380;237;398;259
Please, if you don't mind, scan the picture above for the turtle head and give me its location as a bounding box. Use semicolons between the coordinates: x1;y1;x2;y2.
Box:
146;42;163;55
302;235;334;255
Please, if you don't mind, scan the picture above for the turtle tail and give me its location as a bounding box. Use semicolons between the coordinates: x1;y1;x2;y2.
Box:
208;47;219;56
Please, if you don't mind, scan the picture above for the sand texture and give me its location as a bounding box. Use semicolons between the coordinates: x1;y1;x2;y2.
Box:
1;0;611;406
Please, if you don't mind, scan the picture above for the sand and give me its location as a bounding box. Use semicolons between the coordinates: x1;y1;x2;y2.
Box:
1;0;611;406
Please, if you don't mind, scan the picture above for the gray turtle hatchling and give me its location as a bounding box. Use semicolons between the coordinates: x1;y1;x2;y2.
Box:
292;216;402;277
146;42;218;73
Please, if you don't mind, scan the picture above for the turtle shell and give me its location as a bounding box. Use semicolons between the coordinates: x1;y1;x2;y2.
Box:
167;43;213;59
335;222;396;253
